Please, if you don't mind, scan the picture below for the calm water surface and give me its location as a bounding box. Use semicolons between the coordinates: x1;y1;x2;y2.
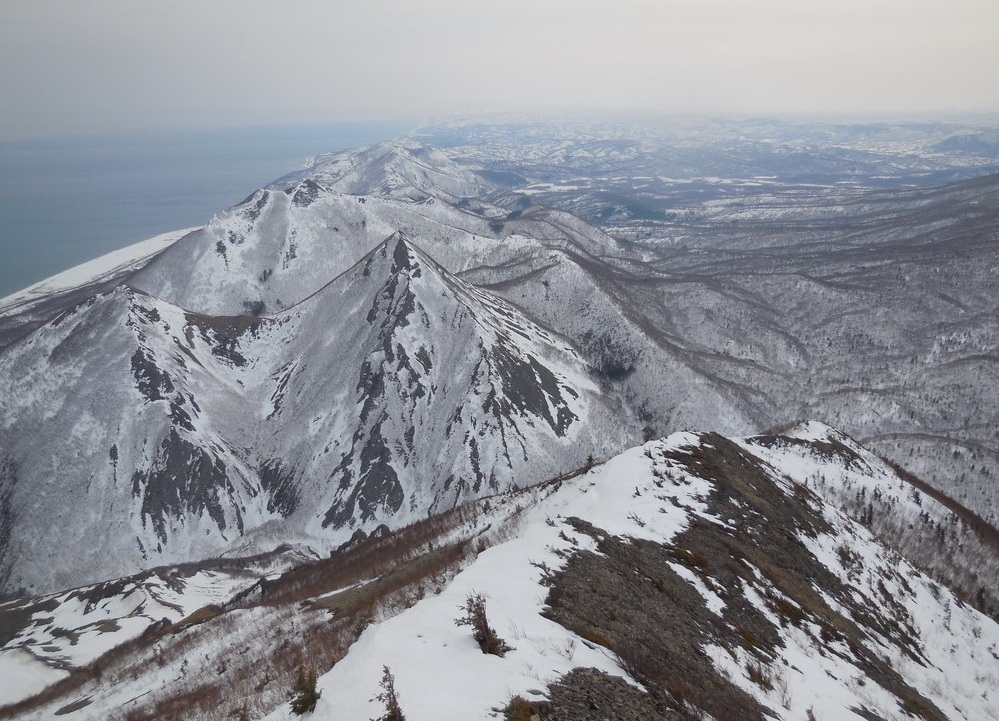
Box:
0;123;409;298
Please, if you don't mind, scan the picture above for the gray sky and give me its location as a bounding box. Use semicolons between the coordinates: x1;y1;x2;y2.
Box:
2;0;998;140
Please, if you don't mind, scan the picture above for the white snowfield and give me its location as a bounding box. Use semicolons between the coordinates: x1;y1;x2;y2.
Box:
0;228;195;318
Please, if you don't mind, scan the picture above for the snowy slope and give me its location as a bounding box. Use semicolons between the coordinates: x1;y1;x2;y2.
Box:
256;442;706;721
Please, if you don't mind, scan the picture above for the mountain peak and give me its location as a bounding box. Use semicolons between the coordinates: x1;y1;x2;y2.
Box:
389;231;419;275
353;230;426;286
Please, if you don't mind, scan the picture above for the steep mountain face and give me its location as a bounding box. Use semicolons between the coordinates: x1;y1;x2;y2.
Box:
4;425;996;721
0;230;624;595
0;284;287;594
242;233;621;529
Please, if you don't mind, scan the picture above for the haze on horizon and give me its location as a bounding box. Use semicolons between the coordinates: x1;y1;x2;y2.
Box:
2;0;998;141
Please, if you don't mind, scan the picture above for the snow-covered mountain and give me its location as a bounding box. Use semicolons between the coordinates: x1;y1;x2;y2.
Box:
3;424;996;721
0;227;625;595
2;123;998;719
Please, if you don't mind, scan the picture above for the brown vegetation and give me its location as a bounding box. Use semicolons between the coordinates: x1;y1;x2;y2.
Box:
455;592;512;656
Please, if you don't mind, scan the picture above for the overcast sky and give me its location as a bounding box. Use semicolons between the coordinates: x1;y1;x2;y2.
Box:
2;0;998;140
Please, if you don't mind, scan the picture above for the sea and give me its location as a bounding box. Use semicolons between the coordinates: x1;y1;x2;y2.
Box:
0;122;410;299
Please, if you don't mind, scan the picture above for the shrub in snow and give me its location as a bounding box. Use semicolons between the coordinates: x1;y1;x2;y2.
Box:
289;664;321;715
373;665;406;721
455;592;512;656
